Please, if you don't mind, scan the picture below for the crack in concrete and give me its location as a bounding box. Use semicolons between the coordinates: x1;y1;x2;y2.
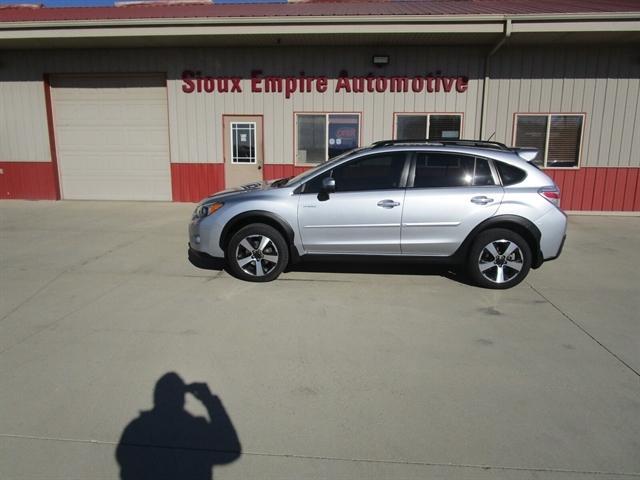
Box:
0;277;131;357
0;235;145;325
527;282;640;379
1;433;638;477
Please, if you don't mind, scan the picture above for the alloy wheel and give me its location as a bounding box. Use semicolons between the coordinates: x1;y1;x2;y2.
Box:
235;234;280;277
478;239;524;284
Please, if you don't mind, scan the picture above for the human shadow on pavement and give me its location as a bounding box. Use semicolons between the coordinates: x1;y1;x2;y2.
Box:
115;372;241;480
189;248;472;286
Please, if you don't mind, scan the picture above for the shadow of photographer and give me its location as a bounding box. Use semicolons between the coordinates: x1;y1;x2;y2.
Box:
116;372;241;480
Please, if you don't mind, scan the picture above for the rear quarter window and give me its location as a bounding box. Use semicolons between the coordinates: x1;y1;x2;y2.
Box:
495;162;527;186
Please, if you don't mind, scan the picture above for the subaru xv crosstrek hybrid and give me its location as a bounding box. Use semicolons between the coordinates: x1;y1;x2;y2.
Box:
188;140;567;289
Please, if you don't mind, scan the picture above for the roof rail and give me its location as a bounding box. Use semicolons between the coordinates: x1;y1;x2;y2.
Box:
371;139;442;148
370;139;511;151
438;140;511;150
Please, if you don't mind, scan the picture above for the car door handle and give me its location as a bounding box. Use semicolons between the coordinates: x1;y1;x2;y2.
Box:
470;196;494;205
377;199;401;209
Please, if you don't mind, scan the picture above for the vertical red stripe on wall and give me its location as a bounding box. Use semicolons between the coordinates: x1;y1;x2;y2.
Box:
611;168;628;211
591;169;608;211
602;169;617;211
633;171;640;211
581;168;598;211
170;163;225;202
570;168;587;211
0;162;58;200
623;169;639;211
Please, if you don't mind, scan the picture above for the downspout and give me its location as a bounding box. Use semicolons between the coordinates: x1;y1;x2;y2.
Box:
479;18;511;140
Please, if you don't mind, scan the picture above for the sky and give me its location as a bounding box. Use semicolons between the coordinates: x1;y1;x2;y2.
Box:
0;0;286;6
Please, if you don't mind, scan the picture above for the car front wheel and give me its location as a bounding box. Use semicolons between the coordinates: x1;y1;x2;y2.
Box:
226;223;289;282
468;228;532;289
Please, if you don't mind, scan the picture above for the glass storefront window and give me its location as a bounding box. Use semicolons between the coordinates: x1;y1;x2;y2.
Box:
296;113;360;164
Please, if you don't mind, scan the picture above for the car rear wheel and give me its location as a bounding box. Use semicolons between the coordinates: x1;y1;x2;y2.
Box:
468;228;531;289
226;223;289;282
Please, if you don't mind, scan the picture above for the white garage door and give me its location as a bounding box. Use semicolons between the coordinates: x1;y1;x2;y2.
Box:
51;75;171;200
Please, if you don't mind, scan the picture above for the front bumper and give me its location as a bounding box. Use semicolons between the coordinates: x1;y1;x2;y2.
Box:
188;244;225;269
189;217;226;258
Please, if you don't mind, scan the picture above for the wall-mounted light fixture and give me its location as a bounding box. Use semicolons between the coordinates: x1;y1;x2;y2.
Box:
372;55;390;67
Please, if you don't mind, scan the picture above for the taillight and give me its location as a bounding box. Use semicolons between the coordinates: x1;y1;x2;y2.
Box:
539;186;561;208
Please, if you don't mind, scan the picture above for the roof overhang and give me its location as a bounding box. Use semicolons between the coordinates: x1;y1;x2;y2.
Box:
1;12;639;49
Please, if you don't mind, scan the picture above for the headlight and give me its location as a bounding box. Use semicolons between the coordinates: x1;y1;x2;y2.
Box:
194;202;224;219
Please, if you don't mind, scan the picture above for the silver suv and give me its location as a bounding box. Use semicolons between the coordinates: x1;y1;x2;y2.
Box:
189;140;567;289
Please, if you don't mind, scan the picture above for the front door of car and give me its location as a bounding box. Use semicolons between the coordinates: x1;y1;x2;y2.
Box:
401;152;504;256
297;152;409;254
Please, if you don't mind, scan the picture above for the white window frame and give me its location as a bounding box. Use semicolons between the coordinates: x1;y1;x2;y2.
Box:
295;113;361;165
512;113;585;169
394;113;463;140
230;121;257;164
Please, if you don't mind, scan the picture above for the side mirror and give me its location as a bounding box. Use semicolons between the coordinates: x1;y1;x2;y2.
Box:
321;177;336;193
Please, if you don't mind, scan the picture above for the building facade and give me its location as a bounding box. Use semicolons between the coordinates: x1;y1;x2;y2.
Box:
1;1;639;211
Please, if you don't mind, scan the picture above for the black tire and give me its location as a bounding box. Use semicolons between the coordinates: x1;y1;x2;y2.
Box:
467;228;532;289
225;223;289;282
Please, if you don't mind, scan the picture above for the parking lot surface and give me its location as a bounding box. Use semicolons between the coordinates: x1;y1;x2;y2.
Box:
0;201;639;479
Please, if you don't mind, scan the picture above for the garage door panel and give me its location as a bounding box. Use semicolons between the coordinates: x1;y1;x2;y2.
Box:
51;75;171;201
56;128;168;151
54;102;168;127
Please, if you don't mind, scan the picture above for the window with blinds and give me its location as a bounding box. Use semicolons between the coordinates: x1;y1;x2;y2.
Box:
548;116;583;167
395;114;462;141
514;114;584;168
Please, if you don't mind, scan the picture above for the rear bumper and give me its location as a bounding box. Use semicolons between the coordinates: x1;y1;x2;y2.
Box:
544;234;566;262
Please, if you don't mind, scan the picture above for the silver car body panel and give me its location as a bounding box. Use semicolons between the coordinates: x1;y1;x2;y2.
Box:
297;189;405;254
189;144;567;262
401;185;504;256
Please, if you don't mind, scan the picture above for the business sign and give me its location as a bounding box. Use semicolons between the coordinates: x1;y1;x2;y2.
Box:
181;70;469;98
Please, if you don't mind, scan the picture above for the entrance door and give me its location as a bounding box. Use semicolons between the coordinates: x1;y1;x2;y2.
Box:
223;115;263;188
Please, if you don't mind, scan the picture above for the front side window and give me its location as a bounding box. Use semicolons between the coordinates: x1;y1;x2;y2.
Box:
396;114;462;140
296;113;360;165
514;114;583;168
231;122;256;163
412;153;495;188
303;153;406;193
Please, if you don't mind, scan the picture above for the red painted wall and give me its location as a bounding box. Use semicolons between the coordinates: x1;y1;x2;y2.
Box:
0;162;58;200
263;164;311;181
170;163;225;202
545;167;640;212
2;161;639;211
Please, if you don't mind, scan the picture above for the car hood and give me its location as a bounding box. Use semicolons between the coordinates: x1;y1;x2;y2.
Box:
199;180;275;204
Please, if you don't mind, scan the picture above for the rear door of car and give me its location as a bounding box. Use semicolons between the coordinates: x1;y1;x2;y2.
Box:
401;151;504;256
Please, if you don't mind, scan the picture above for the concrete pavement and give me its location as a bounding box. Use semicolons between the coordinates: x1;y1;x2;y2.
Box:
0;201;638;479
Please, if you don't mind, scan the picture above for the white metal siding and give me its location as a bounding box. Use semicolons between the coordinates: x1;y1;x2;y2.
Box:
0;45;638;170
0;63;50;162
486;46;640;167
50;74;171;200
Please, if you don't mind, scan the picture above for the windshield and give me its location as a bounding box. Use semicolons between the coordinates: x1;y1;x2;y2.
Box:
284;147;369;186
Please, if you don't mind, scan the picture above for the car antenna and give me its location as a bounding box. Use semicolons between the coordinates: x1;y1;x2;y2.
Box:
486;131;496;142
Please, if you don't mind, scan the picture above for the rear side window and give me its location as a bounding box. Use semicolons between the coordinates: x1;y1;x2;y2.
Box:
303;153;407;193
495;162;527;186
412;153;496;188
